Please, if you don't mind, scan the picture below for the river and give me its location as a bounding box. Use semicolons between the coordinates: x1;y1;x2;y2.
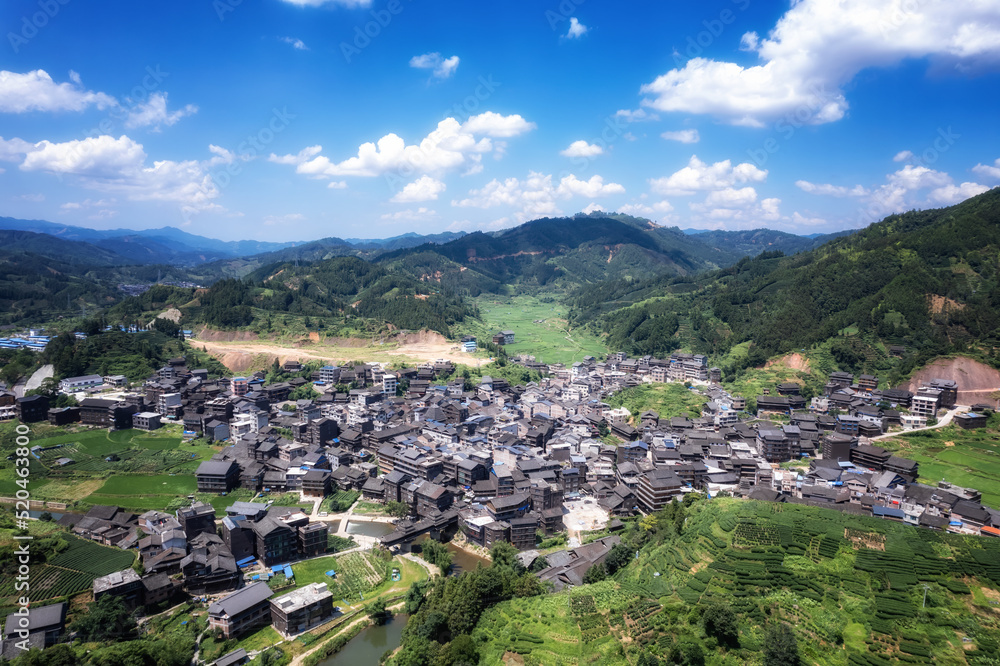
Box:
317;614;409;666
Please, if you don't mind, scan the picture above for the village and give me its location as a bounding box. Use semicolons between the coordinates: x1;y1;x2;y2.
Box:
2;334;998;663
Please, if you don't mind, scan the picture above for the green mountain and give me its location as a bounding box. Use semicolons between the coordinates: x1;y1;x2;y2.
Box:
569;187;1000;371
378;214;746;293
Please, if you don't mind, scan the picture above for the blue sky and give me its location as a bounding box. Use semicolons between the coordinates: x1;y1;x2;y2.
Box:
1;0;999;241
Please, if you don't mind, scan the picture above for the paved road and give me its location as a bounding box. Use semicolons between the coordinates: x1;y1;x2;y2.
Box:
22;364;54;395
867;406;962;441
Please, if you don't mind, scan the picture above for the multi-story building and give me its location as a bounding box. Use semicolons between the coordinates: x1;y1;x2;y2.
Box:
270;583;335;637
195;461;240;493
176;502;217;538
297;522;328;558
93;569;144;609
132;411;162;431
636;468;683;512
208;582;274;638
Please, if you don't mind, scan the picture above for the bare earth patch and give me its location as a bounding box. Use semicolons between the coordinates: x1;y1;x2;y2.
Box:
765;352;811;372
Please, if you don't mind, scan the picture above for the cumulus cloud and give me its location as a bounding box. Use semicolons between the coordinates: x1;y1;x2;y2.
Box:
661;129;700;144
409;53;460;79
649;155;767;196
893;150;914;162
618;200;674;218
124;93;198;131
390;175;446;203
0;134;226;211
452;171;625;221
0;70;116;113
565;17;588;39
928;182;991;205
973;158;1000;181
560;140;604;158
638;0;1000;126
268;112;535;181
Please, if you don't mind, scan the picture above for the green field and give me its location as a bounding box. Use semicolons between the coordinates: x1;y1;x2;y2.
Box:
460;294;607;365
883;413;1000;508
0;422;222;511
0;533;136;616
605;383;706;424
290;551;390;603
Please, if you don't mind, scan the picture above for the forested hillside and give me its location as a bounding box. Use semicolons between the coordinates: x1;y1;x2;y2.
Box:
106;256;473;337
570;188;1000;374
378;214;748;294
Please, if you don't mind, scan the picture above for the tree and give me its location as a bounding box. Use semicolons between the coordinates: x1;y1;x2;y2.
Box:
366;597;389;625
418;540;453;573
604;543;632;575
529;555;549;573
442;634;480;666
762;623;800;666
69;594;137;642
386;501;411;518
701;603;739;648
666;638;704;666
583;562;606;584
489;541;522;572
38;512;52;522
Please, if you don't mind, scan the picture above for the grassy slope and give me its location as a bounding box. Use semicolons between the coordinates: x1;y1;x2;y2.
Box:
605;383;706;424
474;498;1000;665
458;294;607;365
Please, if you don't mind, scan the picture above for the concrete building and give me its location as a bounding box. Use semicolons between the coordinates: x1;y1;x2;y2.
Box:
207;582;274;639
270;582;334;637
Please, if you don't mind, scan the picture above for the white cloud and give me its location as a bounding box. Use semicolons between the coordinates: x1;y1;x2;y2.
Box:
618;200;674;218
0;70;116;113
795;180;868;197
661;129;700;144
560;140;604;158
452;172;624;221
327;180;347;189
615;108;659;122
649;155;767;196
124;93;198;131
17;193;44;202
928;182;991;205
391;175;446;203
380;207;437;221
409;53;460;79
704;187;757;208
790;211;827;227
281;37;309;50
581;202;604;214
893;150;914;162
565;17;588;39
888;165;952;191
0;134;225;211
639;0;1000;126
557;174;625;198
973;158;1000;181
461;112;536;138
269;112;535;180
